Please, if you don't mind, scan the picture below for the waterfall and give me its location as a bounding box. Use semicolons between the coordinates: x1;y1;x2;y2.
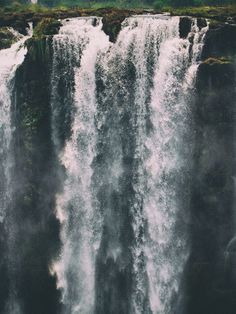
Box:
144;18;208;314
51;18;110;314
0;26;32;314
0;28;31;223
50;15;208;314
96;16;208;313
94;16;185;313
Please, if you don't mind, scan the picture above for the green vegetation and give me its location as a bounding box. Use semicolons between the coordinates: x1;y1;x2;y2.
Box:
33;17;61;36
0;27;19;49
154;0;235;10
0;2;235;16
166;4;236;17
203;56;234;65
0;2;142;10
0;0;235;45
0;0;235;10
1;2;52;12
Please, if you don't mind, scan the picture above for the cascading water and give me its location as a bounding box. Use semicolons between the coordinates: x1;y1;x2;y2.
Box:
51;18;110;314
1;5;236;313
143;18;208;314
50;15;208;314
0;26;32;314
96;16;208;313
0;28;31;223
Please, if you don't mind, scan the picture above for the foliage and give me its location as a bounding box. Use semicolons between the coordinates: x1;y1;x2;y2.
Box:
154;0;235;8
166;4;236;17
0;0;235;9
33;17;61;36
0;2;50;12
0;27;18;49
203;56;234;65
0;0;235;20
154;0;166;9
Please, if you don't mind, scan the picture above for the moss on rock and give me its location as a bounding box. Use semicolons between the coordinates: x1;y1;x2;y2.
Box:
25;36;52;64
98;9;135;42
33;17;61;37
167;5;236;21
202;56;233;65
0;27;19;50
0;6;236;43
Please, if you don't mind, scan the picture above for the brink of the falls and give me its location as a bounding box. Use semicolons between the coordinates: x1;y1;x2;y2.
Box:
0;11;236;314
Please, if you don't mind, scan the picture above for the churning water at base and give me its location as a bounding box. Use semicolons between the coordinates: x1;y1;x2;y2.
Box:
50;15;208;314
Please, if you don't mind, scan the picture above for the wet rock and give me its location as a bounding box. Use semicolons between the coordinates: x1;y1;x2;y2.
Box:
101;9;136;43
179;16;192;38
33;18;62;37
0;27;19;50
0;13;29;35
184;22;236;312
202;23;236;59
197;17;207;29
12;35;61;314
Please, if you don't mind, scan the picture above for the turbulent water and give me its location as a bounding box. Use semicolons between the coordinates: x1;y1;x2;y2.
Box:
0;27;31;223
48;15;208;314
0;26;32;314
51;18;110;314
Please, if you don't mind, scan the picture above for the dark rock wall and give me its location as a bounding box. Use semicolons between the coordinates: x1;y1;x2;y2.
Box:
184;23;236;314
7;37;61;314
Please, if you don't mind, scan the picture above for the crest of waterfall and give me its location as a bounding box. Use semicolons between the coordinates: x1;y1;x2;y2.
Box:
51;17;110;314
0;26;32;223
51;15;208;314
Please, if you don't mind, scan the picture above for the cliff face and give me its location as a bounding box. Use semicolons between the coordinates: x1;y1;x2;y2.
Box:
185;22;236;314
0;10;236;314
0;37;61;314
13;38;61;314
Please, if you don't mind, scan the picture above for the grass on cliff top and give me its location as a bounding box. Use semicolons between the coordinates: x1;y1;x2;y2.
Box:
0;1;152;12
166;4;236;17
33;17;62;36
203;56;235;65
0;2;236;18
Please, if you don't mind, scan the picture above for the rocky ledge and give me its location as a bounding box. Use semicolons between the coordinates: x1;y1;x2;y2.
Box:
0;5;236;44
0;4;236;77
0;26;22;49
